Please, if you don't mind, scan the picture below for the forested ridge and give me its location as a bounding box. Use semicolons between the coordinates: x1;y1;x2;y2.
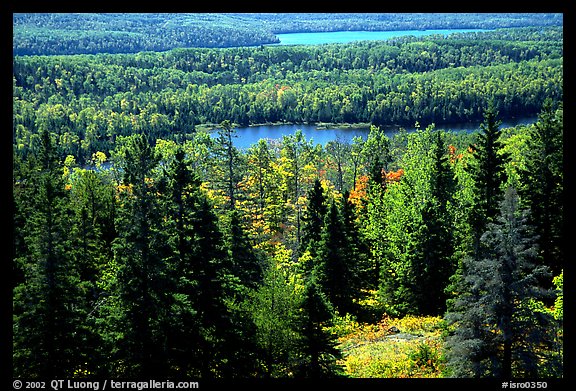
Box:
12;20;563;382
13;13;562;55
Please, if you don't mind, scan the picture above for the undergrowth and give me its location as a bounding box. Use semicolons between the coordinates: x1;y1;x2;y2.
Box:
329;312;447;378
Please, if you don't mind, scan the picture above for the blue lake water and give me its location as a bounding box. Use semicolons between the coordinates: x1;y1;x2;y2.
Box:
274;29;489;46
229;117;537;149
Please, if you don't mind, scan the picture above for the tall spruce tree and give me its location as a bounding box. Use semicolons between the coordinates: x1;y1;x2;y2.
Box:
519;100;563;277
301;178;327;257
315;199;357;315
107;134;172;377
157;145;236;377
13;130;86;377
215;119;243;210
411;131;456;315
155;146;203;377
341;191;372;301
250;249;304;378
223;209;263;290
445;187;554;378
467;104;510;258
296;276;343;378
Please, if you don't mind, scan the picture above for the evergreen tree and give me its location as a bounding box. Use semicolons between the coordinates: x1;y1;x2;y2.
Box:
219;209;264;377
467;104;510;257
519;100;563;276
301;178;327;255
68;168;117;374
106;134;172;377
411;131;456;315
341;191;373;298
157;146;238;378
155;146;202;377
445;187;554;378
222;209;263;290
296;276;343;378
315;199;357;315
281;130;314;250
13;130;86;377
215;119;243;210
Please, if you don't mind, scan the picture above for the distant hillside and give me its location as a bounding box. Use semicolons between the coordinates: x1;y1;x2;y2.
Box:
13;13;563;55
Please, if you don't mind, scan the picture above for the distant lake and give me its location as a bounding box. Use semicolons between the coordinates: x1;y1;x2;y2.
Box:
274;29;490;46
229;117;537;149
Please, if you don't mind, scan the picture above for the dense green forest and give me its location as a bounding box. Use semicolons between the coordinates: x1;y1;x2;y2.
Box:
12;16;563;382
13;27;563;165
13;13;562;55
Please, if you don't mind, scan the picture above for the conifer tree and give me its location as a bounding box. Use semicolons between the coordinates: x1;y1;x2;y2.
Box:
215;119;243;210
281;130;314;250
250;248;304;377
296;276;343;378
107;134;172;376
315;199;357;315
223;209;263;290
301;178;327;256
411;131;456;315
519;100;563;276
341;191;372;298
445;187;553;378
13;130;86;377
157;145;238;377
467;104;510;257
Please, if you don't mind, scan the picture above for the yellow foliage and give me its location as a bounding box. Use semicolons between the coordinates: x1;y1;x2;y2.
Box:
335;314;446;378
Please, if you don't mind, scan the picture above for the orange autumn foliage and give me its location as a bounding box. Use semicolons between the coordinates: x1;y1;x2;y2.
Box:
349;175;369;209
385;168;404;183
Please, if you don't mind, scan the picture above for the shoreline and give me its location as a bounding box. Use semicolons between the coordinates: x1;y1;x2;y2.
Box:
195;121;374;132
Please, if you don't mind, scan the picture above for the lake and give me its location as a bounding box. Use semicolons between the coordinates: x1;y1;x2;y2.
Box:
229;117;537;149
274;29;490;46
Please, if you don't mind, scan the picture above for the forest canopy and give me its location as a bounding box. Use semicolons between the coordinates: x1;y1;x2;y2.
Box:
12;14;564;381
13;26;563;165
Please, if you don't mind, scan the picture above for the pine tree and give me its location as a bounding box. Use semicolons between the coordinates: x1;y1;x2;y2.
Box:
341;191;372;300
214;119;243;210
281;130;314;250
157;145;237;378
250;249;304;377
68;168;117;374
445;187;553;378
223;209;263;290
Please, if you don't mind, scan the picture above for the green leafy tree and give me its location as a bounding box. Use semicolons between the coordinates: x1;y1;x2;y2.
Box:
250;246;304;377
